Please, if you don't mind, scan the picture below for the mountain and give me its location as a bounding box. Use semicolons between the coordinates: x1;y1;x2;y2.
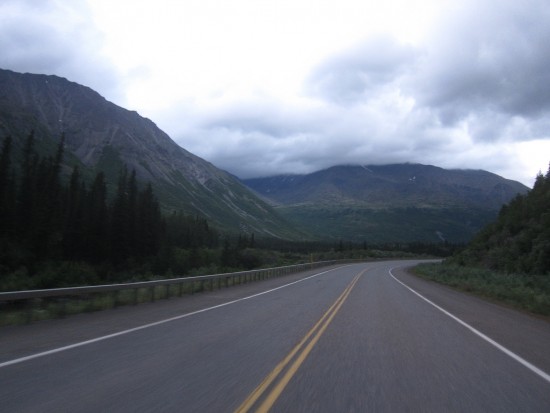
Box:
449;166;550;274
243;164;529;243
0;68;300;238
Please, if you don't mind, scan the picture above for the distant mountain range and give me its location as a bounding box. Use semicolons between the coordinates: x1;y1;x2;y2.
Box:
0;68;300;239
0;68;528;244
243;164;528;243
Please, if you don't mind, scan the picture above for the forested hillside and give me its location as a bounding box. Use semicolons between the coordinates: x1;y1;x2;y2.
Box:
0;132;454;292
243;164;528;243
0;133;221;289
450;165;550;275
0;68;301;239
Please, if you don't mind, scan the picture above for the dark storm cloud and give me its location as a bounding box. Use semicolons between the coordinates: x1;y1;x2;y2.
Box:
305;35;417;105
413;0;550;124
0;0;122;104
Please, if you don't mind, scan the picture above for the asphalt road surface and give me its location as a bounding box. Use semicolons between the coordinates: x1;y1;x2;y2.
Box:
1;260;549;412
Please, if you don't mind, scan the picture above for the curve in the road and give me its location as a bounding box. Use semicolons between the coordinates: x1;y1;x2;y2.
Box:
236;267;366;412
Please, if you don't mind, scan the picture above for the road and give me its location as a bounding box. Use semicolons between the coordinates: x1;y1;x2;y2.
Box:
1;260;549;412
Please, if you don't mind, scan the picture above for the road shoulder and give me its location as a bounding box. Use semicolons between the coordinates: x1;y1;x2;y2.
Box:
0;265;345;364
393;265;550;377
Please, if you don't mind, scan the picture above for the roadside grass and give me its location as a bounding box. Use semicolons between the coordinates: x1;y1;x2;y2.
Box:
0;281;212;326
412;262;550;316
0;268;273;326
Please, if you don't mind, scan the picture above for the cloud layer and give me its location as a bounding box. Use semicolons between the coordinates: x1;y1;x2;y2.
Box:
0;0;122;103
174;0;550;184
1;0;549;186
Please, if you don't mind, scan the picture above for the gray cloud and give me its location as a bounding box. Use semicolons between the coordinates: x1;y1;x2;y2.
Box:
305;35;417;104
299;0;550;143
203;101;308;139
176;0;550;184
1;0;547;186
175;97;455;179
0;0;123;104
413;0;550;124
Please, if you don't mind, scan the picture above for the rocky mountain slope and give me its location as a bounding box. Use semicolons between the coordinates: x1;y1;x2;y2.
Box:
243;164;529;243
0;68;299;238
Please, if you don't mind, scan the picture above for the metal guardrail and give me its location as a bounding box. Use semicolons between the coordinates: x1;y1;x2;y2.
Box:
0;260;356;325
0;260;348;304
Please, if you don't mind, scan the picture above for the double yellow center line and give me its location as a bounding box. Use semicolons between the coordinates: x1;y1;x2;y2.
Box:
235;268;366;413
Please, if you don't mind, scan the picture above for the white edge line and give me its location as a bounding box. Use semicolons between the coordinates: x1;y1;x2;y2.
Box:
389;266;550;384
0;265;353;369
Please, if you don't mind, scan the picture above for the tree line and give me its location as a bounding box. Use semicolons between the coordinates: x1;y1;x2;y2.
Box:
1;132;459;290
450;164;550;275
0;133;219;287
0;133;162;268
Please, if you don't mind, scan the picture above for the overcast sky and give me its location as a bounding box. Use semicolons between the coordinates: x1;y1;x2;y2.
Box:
1;0;549;186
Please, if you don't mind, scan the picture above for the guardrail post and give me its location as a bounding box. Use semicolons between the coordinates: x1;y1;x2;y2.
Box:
59;298;68;318
26;298;38;324
0;259;355;325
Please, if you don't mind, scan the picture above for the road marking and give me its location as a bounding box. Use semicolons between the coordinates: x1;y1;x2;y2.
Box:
0;265;356;369
235;269;365;413
389;266;550;384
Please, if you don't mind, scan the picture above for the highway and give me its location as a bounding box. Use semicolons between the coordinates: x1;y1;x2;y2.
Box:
1;260;549;412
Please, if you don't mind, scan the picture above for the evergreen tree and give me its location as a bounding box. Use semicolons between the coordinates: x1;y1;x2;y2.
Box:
86;172;109;263
220;238;234;268
451;164;550;275
135;182;162;257
0;136;18;276
32;136;65;259
0;136;16;238
17;131;38;244
63;166;86;260
127;169;138;255
110;167;130;263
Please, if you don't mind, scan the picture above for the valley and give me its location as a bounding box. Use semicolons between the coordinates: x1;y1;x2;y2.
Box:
243;164;527;243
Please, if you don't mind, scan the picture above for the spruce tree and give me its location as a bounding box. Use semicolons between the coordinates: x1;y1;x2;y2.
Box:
18;131;38;244
63;166;86;260
110;167;130;264
86;171;109;263
0;136;15;238
136;183;162;257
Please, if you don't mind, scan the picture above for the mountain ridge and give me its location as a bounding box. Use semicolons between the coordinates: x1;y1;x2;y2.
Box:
242;164;529;243
0;68;301;238
1;68;529;244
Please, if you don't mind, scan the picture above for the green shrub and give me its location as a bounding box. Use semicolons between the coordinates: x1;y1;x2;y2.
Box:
33;261;100;289
413;262;550;316
0;267;34;291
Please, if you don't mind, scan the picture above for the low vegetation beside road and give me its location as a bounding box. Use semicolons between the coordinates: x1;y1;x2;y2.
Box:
413;262;550;316
412;165;550;317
